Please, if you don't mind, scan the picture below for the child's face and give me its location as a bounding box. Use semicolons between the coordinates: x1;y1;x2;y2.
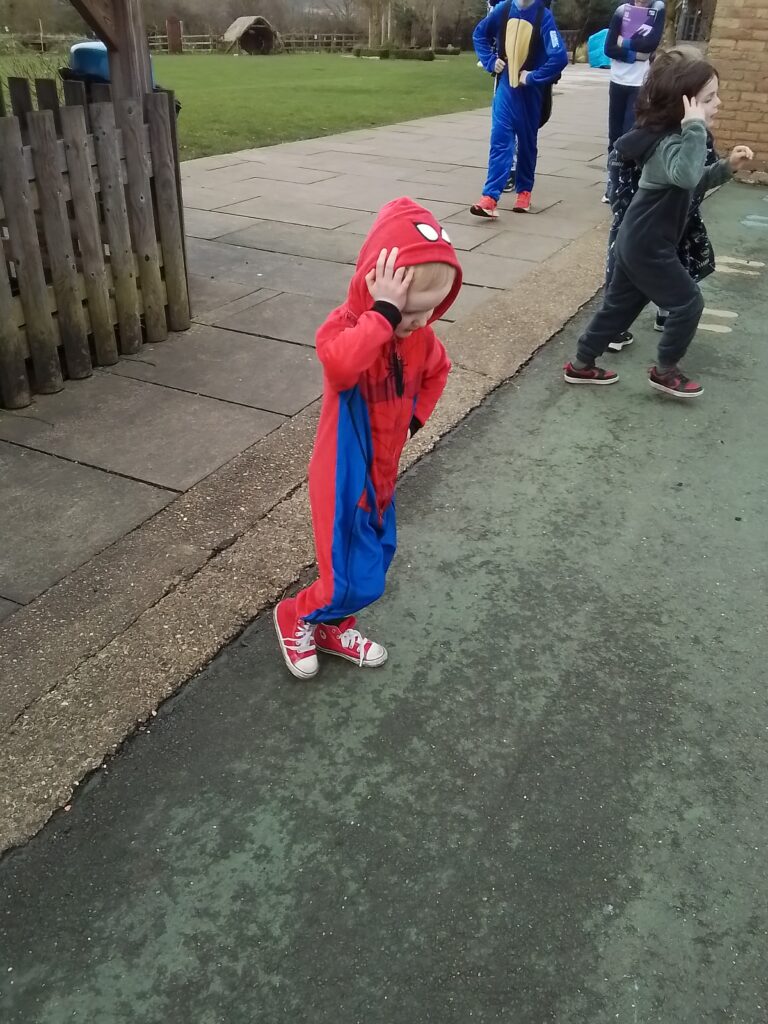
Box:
395;280;454;339
695;75;721;126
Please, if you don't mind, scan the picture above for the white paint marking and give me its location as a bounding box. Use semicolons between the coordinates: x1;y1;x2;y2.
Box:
703;307;738;319
719;255;765;267
716;266;759;276
699;323;733;334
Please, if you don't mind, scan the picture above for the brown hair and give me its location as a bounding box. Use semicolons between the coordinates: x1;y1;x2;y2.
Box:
635;46;719;132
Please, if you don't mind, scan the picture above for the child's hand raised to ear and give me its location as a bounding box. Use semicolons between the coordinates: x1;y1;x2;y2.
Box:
729;145;754;171
681;95;706;123
366;247;415;310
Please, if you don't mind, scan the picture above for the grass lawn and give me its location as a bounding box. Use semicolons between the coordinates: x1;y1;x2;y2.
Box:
1;53;491;160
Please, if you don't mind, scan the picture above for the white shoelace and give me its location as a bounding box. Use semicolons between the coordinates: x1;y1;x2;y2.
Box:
290;620;316;655
339;627;367;667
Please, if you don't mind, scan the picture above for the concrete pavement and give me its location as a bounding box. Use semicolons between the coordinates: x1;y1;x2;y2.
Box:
1;184;766;1024
1;65;618;850
0;63;610;619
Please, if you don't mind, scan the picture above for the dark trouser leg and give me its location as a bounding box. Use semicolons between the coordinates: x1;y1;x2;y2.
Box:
607;82;633;153
575;265;648;365
621;85;640;135
637;262;705;366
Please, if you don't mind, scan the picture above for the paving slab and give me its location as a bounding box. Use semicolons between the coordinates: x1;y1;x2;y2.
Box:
455;251;534;289
189;244;353;301
0;375;284;492
187;274;266;314
183;209;263;241
0;598;21;622
106;326;322;415
191;288;280;326
218;196;359;229
476;231;570;262
218;222;361;264
213;292;330;347
0;442;173;604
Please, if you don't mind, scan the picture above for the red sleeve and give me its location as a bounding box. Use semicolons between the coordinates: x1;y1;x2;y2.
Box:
414;331;451;426
316;308;394;392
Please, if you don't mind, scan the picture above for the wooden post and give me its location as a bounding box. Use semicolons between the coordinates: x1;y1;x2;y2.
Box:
60;104;119;367
431;2;438;50
146;92;190;332
0;117;63;394
0;261;31;409
90;102;143;354
7;78;34;124
27;110;92;380
167;16;184;54
116;97;167;343
34;78;62;135
110;0;153;100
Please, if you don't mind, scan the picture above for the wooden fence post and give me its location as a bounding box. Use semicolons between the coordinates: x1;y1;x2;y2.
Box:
116;97;167;343
0;260;31;409
27;110;93;380
60;104;119;367
90;102;143;354
145;92;190;332
0;116;63;393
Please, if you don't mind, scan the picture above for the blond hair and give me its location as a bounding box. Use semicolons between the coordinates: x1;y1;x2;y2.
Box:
410;261;455;293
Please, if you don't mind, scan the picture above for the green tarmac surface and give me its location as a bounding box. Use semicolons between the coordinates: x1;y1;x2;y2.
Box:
1;185;767;1023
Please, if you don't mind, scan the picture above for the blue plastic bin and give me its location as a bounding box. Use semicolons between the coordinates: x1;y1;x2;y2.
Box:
69;41;155;85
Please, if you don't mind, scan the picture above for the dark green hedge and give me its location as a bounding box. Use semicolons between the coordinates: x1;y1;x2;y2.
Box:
391;49;435;61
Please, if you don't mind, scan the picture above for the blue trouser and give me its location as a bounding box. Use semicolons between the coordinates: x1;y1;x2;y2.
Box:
483;82;543;198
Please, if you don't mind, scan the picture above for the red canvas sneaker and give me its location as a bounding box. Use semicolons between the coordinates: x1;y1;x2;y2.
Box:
273;598;319;679
315;618;388;668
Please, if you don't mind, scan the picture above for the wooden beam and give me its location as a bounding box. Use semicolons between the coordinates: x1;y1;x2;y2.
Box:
109;0;153;100
69;0;119;50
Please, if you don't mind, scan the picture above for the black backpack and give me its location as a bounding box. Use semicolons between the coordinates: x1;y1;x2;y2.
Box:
495;0;559;127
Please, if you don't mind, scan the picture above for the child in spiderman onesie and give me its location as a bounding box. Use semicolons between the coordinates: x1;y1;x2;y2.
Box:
273;198;462;679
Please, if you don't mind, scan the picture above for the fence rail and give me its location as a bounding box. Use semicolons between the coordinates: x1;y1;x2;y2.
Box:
281;33;363;53
148;32;217;53
0;76;190;410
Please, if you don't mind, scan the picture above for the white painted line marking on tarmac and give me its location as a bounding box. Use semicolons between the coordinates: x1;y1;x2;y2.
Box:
716;266;760;276
703;307;739;318
719;255;765;267
699;323;733;334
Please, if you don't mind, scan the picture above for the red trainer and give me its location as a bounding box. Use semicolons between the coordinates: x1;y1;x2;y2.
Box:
563;362;619;385
513;191;532;213
648;366;703;399
470;196;498;219
315;618;388;668
273;598;319;679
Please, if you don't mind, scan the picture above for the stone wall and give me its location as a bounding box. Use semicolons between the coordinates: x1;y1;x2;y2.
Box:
708;0;768;182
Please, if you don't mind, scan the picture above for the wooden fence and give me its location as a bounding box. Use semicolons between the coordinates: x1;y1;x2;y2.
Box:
0;77;190;410
281;33;363;53
148;33;217;53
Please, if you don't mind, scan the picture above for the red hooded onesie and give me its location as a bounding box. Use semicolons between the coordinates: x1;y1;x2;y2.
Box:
295;197;463;624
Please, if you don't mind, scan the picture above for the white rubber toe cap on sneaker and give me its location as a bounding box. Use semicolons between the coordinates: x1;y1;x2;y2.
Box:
363;642;388;667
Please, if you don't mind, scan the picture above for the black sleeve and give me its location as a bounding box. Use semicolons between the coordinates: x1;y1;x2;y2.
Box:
372;300;402;328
